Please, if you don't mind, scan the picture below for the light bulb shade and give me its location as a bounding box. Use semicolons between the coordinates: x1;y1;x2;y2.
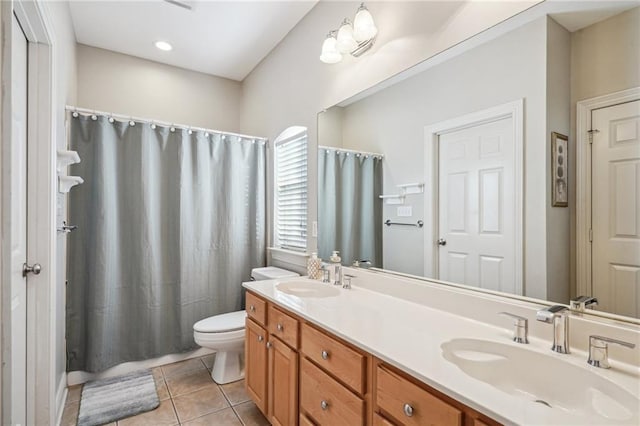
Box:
336;20;358;54
320;34;342;64
353;7;377;42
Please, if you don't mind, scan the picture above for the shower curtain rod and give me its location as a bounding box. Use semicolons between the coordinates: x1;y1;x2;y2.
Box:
65;105;269;142
318;145;384;158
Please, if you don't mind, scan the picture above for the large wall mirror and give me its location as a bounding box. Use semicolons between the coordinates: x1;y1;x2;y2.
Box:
317;1;640;320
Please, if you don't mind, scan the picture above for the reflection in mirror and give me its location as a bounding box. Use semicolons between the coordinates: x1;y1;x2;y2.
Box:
318;3;640;319
317;145;383;266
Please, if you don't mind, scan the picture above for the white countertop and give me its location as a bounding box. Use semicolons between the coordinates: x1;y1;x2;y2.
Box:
243;272;640;426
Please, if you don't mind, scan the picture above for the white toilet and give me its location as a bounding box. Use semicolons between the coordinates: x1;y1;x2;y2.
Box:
193;266;299;384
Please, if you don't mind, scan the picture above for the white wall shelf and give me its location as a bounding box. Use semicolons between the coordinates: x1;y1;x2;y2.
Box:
379;194;405;205
397;182;424;195
56;149;80;172
58;176;84;194
57;150;83;193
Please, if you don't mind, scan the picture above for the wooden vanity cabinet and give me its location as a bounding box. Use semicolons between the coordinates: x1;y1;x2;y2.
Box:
245;317;268;414
299;322;371;425
373;361;501;426
245;294;300;426
268;305;300;426
245;290;502;426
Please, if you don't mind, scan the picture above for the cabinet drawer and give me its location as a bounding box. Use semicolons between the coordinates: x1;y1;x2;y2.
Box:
300;358;365;426
268;305;299;349
246;292;267;326
299;414;316;426
376;366;462;426
374;413;396;426
301;323;365;394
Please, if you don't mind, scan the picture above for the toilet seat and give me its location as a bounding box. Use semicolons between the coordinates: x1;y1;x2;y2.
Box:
194;310;246;333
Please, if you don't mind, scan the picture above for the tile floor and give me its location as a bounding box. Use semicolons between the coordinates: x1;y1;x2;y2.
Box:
61;355;270;426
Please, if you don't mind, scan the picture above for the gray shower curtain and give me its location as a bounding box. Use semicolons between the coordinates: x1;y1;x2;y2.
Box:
66;114;266;373
318;149;382;267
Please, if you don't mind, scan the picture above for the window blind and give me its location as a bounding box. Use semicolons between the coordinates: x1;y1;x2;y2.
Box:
275;133;308;251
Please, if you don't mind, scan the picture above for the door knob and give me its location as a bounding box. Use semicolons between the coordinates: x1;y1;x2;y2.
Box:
438;238;447;246
23;263;42;277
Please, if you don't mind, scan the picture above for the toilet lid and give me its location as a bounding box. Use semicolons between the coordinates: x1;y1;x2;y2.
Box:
194;310;247;333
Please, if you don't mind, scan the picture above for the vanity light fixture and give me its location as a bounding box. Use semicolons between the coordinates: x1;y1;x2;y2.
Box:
320;3;377;64
154;40;173;51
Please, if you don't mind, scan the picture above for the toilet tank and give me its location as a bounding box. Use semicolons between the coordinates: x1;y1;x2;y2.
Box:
251;266;299;281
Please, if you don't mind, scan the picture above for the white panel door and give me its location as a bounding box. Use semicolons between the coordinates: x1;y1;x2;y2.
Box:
592;99;640;317
9;13;29;426
438;117;517;293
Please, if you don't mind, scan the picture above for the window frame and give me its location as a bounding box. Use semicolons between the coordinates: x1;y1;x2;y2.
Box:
273;129;308;252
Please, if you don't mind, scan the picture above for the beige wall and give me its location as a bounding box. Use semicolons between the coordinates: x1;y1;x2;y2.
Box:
76;44;242;132
545;17;571;303
571;7;640;103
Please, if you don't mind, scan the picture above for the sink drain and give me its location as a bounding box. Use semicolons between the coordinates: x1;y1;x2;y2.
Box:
534;399;552;408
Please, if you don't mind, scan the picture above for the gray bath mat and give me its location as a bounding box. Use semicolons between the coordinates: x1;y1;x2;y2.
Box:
77;369;159;426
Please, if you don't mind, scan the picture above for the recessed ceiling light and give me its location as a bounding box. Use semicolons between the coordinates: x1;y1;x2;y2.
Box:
155;41;173;51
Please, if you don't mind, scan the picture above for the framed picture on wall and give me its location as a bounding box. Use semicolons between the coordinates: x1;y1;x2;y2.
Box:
552;132;569;207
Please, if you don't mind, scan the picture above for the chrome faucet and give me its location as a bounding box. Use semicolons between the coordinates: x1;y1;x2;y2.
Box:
536;305;570;354
353;259;372;269
570;296;598;312
587;335;636;369
498;312;529;344
343;274;355;290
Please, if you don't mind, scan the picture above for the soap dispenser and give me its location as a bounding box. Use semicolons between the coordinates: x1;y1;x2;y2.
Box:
307;252;322;280
330;250;342;286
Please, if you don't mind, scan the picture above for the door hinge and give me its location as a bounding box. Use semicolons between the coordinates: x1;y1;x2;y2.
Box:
589;229;593;242
587;129;600;144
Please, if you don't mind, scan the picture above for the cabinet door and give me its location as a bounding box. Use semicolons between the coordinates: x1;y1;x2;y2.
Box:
246;319;268;415
269;337;299;426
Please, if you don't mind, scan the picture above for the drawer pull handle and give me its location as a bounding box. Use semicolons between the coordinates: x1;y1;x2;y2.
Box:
403;403;414;417
249;305;256;312
277;323;283;332
257;335;264;342
321;350;330;360
320;400;329;411
266;341;273;349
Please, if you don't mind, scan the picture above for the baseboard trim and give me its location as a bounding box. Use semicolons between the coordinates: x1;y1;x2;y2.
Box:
55;372;68;426
66;347;215;386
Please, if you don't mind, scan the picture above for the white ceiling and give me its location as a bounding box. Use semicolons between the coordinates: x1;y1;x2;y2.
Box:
68;0;318;81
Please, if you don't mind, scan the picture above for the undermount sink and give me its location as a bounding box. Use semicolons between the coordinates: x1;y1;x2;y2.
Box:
276;280;340;298
441;338;639;424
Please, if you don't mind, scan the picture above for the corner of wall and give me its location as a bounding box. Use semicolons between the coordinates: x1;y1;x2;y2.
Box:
55;372;68;426
544;17;572;304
